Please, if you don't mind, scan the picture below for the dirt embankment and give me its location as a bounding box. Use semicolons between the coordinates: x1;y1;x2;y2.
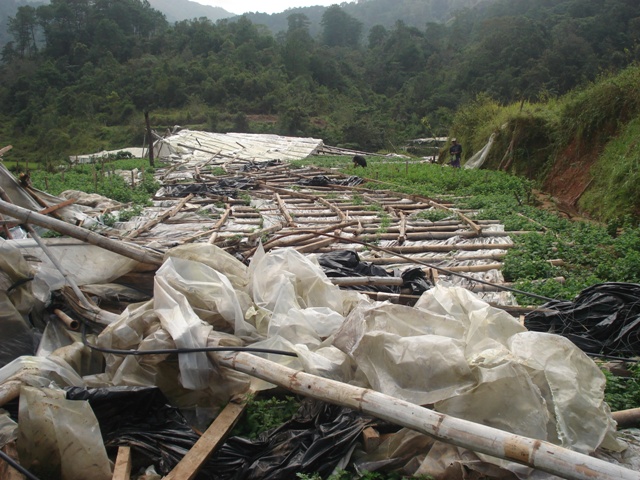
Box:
541;140;599;219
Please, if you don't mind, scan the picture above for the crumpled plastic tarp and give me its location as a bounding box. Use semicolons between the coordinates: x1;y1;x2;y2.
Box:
524;282;640;357
95;244;620;458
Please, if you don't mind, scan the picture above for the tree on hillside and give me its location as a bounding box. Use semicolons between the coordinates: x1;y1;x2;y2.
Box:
320;5;363;48
282;13;314;78
6;6;40;59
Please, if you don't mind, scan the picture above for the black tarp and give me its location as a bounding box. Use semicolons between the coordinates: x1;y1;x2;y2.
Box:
64;388;372;480
524;282;640;357
318;250;432;295
296;175;364;187
65;386;202;475
206;398;374;480
161;178;257;198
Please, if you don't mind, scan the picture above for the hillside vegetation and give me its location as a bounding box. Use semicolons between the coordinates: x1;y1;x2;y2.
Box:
1;0;640;221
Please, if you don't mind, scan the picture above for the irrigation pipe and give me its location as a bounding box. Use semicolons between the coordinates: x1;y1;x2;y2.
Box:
218;351;640;480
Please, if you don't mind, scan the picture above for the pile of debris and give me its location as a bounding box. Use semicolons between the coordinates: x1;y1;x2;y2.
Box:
0;133;639;480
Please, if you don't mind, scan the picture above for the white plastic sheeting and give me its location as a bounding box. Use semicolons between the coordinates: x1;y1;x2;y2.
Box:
91;244;619;463
154;130;324;164
464;133;496;170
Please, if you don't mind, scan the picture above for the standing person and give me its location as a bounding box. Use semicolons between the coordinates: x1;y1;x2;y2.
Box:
449;138;462;168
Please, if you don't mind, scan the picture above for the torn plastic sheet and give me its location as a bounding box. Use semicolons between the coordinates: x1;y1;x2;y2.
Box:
0;239;39;367
157;178;257;198
524;282;640;357
0;409;17;448
296;175;364;187
17;386;112;480
206;398;374;480
318;249;432;295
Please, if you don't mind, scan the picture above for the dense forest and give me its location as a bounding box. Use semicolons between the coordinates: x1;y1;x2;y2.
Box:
1;0;639;169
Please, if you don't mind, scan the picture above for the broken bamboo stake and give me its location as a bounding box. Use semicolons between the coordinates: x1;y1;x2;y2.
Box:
217;352;639;480
126;194;194;239
207;203;232;245
275;192;296;227
53;309;80;331
397;210;407;244
0;199;163;266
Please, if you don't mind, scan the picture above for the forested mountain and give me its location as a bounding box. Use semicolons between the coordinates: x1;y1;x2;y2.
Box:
241;0;488;37
0;0;234;48
1;0;639;163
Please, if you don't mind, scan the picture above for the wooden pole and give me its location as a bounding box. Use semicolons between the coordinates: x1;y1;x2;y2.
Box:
112;447;132;480
144;110;155;167
217;352;640;480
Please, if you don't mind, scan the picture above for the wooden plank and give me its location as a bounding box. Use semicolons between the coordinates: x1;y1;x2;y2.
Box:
164;395;250;480
362;427;381;453
112;446;132;480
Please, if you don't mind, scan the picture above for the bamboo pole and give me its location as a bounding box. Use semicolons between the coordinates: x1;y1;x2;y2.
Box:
0;199;163;266
217;352;639;480
429;200;482;235
126;194;194;239
360;253;508;264
611;408;640;429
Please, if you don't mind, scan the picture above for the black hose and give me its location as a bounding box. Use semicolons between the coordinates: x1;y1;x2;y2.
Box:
0;449;41;480
80;323;297;357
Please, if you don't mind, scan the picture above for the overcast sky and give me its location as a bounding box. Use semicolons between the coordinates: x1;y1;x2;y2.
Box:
193;0;355;15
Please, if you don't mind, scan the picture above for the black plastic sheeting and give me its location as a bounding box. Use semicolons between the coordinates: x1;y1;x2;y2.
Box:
64;388;373;480
297;175;364;187
318;250;433;296
524;283;640;357
206;398;374;480
239;160;283;172
65;386;202;476
161;178;257;198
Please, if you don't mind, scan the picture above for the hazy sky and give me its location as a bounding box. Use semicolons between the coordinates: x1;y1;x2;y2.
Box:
193;1;355;15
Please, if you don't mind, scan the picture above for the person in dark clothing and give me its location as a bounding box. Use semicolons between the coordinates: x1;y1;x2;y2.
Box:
353;155;367;168
448;138;462;168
